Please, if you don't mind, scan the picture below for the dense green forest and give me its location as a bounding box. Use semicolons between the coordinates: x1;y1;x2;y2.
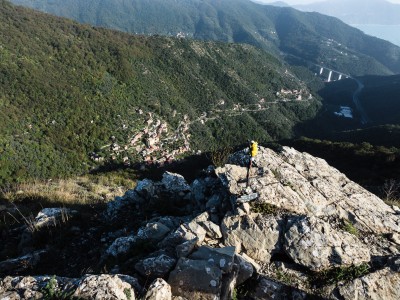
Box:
9;0;400;76
0;0;321;185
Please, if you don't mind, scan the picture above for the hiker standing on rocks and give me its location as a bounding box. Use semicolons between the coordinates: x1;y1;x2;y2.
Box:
246;140;258;186
249;140;258;164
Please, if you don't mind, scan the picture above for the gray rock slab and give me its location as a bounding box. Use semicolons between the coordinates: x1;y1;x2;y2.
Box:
189;246;236;274
284;216;370;271
248;276;311;300
168;257;222;299
136;222;171;243
331;267;400;300
234;254;254;285
221;146;400;235
144;278;172;300
162;172;190;193
34;208;77;229
106;235;136;257
74;274;136;300
221;213;282;263
135;254;177;278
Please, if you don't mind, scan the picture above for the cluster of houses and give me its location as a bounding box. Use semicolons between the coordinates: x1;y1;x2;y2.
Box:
276;88;312;101
90;109;192;167
89;86;313;166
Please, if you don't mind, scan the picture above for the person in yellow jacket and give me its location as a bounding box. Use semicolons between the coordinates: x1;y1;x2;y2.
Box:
249;140;258;162
246;140;258;187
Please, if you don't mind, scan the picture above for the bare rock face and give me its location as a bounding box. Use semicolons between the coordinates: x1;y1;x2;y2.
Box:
0;275;138;300
168;246;251;299
144;278;172;300
215;164;248;195
2;145;400;299
0;276;64;299
329;266;400;300
248;276;311;300
34;208;77;229
221;213;282;262
225;146;400;235
284;216;370;271
135;254;177;278
162;172;190;193
73;274;137;300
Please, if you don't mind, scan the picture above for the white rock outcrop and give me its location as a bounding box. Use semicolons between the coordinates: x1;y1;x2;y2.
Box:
2;146;400;300
225;146;400;235
73;274;136;300
284;216;370;271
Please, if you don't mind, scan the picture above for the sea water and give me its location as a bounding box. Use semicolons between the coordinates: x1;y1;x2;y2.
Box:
352;24;400;47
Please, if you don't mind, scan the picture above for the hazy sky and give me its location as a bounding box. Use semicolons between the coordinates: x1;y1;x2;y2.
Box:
258;0;400;4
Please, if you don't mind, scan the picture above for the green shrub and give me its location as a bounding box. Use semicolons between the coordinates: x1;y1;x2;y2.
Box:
340;219;359;237
251;201;279;215
207;146;233;167
41;276;75;300
311;263;370;286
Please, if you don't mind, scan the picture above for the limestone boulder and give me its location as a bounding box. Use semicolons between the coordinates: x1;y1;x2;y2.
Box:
168;257;222;299
106;222;171;258
0;276;67;300
330;266;400;300
135;254;177;278
158;213;212;252
215;164;248;195
34;208;77;229
284;216;370;271
144;278;172;300
104;189;144;221
135;179;156;197
222;146;400;235
234;254;254;285
247;276;310;300
168;246;245;299
136;222;171;243
73;274;137;300
221;213;282;262
176;238;198;258
106;235;136;257
162;172;190;193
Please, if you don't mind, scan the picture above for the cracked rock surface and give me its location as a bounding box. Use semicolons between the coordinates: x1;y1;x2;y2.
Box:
1;146;400;299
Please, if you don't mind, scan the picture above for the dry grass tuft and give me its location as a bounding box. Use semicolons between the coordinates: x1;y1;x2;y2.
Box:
0;175;135;205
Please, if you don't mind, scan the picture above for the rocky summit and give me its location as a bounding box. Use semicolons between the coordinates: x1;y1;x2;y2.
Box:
1;146;400;299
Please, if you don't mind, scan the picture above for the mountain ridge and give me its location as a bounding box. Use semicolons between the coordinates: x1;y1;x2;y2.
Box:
8;0;400;76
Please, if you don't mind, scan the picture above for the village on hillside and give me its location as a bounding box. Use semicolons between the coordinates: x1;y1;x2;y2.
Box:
90;85;313;167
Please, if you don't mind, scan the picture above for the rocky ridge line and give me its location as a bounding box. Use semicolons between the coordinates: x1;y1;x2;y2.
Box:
1;146;399;299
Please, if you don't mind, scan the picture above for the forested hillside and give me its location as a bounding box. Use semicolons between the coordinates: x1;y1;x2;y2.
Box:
359;75;400;125
9;0;400;76
0;0;321;184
